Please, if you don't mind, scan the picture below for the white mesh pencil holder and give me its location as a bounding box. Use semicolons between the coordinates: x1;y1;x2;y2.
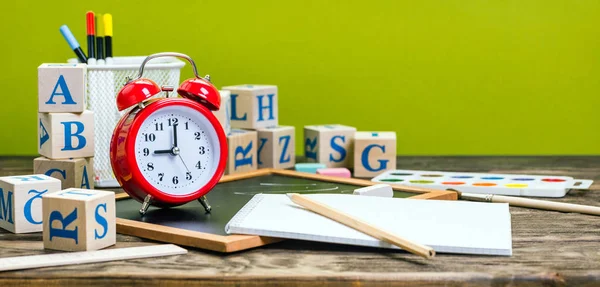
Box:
69;56;185;187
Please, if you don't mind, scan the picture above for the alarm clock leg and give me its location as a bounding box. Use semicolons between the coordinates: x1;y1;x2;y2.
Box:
198;196;212;213
139;195;152;215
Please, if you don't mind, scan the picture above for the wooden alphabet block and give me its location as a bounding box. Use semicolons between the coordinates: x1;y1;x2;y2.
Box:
353;132;397;178
221;85;278;130
42;188;115;251
33;157;94;189
303;124;356;168
256;126;295;169
316;168;351;178
38;64;87;113
38;110;95;159
225;129;258;175
212;90;232;135
0;174;61;233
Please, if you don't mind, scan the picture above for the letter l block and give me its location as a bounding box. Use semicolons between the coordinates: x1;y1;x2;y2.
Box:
222;85;278;129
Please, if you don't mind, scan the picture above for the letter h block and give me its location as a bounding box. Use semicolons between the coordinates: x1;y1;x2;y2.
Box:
225;129;257;175
303;125;356;168
353;132;397;178
34;157;94;189
38;110;95;159
43;188;115;251
222;85;278;130
38;64;87;113
256;126;295;169
0;175;61;233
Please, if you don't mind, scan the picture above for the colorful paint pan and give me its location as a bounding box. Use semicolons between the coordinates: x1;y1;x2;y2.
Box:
410;180;435;184
452;176;474;179
512;178;535;181
379;178;404;182
420;174;443;177
481;177;504;180
473;182;497;187
441;182;465;185
390;173;412;176
505;184;528;188
542;178;566;182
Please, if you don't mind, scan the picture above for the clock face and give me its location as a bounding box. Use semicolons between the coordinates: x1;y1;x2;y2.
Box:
134;105;221;196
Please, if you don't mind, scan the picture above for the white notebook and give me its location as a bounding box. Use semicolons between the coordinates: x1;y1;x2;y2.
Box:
225;194;512;256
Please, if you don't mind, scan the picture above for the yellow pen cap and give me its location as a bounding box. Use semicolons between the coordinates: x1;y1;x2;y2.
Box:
96;13;104;37
104;14;113;36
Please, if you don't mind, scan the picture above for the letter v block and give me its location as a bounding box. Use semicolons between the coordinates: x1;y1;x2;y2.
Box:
225;129;257;175
303;125;356;168
0;175;61;233
256;126;295;169
43;188;115;251
38;110;95;159
222;85;278;129
38;64;87;113
34;157;94;189
353;132;397;178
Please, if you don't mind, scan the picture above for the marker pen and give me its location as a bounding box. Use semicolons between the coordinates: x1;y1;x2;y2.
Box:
104;14;113;64
59;25;87;63
86;11;96;64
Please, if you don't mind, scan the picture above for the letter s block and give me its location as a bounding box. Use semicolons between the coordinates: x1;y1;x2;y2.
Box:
42;188;115;251
38;64;87;113
353;132;397;178
225;129;257;175
38;110;95;159
256;126;295;169
303;125;356;168
0;175;61;233
34;157;94;189
221;85;278;130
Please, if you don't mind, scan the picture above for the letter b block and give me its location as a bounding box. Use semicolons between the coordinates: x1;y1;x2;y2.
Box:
0;175;61;233
222;85;278;130
226;129;257;175
304;125;356;168
43;188;115;251
38;64;87;113
38;110;95;159
353;132;397;178
34;157;94;189
256;126;295;169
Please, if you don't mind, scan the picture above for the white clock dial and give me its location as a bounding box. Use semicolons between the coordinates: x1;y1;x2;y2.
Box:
134;105;221;196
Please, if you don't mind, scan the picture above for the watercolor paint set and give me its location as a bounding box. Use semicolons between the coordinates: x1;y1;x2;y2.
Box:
372;170;594;197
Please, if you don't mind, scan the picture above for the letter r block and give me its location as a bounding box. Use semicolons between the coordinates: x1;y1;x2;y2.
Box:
0;174;61;233
353;132;397;178
33;157;94;189
42;188;115;251
38;63;87;113
256;126;295;169
38;110;95;159
221;85;278;130
303;125;356;168
225;129;257;175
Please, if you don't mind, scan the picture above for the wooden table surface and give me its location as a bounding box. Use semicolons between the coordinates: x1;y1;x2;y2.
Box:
1;156;599;286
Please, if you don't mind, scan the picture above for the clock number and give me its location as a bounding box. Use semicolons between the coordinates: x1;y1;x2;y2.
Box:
172;176;179;184
199;146;206;155
144;133;156;142
195;161;202;169
158;173;164;181
184;122;189;130
155;122;163;131
147;163;154;171
194;132;201;140
168;118;179;126
186;172;192;180
143;148;149;156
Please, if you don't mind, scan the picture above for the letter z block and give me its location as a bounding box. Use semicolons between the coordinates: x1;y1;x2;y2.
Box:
38;63;87;113
0;175;61;233
33;157;94;189
212;90;231;135
42;188;115;251
222;85;278;129
226;129;257;175
353;132;397;178
303;125;356;168
38;110;95;159
256;126;295;169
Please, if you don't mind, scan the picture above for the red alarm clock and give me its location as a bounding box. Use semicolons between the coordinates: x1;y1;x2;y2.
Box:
109;52;227;215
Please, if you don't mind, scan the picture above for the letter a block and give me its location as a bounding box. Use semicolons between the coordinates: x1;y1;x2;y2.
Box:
303;125;356;168
33;157;94;189
256;126;295;169
222;85;278;130
38;64;87;113
38;110;95;159
43;188;115;251
212;90;232;135
0;175;61;233
226;129;257;175
353;132;397;178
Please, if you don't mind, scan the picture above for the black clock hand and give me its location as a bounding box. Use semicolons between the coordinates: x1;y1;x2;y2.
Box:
154;149;173;154
173;123;178;148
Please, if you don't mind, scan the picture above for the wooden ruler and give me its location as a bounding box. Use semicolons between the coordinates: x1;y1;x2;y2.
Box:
0;244;187;272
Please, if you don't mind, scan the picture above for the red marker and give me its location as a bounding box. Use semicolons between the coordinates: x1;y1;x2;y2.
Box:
86;11;96;61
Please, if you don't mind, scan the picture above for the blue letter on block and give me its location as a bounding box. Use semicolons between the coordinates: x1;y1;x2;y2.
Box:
24;189;47;224
279;135;291;164
329;136;346;163
12;175;45;181
256;94;275;121
257;138;268;165
234;142;253;169
81;166;90;189
61;121;86;151
305;137;317;160
0;188;14;224
45;169;67;180
49;208;78;244
40;120;49;148
230;94;247;121
46;75;77;105
94;203;108;239
361;144;389;172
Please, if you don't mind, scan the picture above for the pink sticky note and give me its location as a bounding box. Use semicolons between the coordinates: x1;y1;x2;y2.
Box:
316;168;351;178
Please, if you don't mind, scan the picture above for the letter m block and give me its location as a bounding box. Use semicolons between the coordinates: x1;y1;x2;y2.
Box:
38;110;95;159
38;63;87;113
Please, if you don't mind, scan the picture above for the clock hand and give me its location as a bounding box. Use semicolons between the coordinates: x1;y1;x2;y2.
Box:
177;154;191;173
173;123;178;148
154;149;173;155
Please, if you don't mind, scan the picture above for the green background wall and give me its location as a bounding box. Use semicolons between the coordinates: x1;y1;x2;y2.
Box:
1;0;598;155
